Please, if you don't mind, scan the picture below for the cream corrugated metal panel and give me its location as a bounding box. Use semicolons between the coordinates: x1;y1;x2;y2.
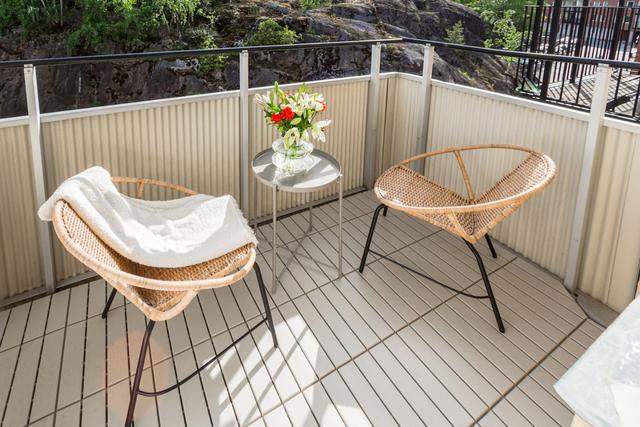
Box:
0;125;43;298
250;79;369;219
577;126;640;312
376;73;393;179
387;76;423;167
41;96;241;281
422;81;589;277
375;78;391;178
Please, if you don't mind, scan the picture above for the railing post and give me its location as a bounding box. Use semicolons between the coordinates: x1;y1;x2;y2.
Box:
564;64;612;292
570;0;590;83
239;50;250;215
24;64;56;293
415;44;435;173
364;42;381;189
540;0;563;100
526;0;546;80
609;0;626;61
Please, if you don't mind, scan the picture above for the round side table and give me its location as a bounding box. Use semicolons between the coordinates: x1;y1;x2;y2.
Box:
252;148;343;292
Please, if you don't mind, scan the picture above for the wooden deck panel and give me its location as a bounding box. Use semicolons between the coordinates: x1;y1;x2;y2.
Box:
0;191;604;426
547;71;640;118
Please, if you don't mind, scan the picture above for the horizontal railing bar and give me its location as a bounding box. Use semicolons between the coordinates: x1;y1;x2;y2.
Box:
0;38;404;69
3;35;640;70
403;38;640;70
0;115;29;129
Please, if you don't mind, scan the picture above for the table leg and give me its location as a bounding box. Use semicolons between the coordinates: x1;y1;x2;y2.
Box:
272;185;278;293
253;177;259;233
307;192;313;233
338;176;343;278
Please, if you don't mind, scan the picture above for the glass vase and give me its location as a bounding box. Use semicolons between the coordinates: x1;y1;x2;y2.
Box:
271;138;314;174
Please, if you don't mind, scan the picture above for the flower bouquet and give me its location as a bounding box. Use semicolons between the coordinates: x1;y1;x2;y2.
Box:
255;82;331;173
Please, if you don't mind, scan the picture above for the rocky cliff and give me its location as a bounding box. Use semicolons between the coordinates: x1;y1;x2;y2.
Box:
0;0;512;118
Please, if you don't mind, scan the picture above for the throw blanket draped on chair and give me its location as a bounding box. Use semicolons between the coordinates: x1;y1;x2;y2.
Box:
38;167;257;268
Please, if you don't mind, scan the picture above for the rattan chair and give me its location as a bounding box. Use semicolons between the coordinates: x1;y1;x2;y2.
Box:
359;144;556;333
51;177;277;427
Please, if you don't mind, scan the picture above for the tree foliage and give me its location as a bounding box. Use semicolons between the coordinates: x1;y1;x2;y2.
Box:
66;0;201;53
0;0;66;34
484;10;521;52
455;0;534;29
0;0;206;53
455;0;528;58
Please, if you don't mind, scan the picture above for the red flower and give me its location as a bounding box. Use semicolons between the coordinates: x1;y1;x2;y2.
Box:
271;113;283;123
282;106;295;121
321;101;327;112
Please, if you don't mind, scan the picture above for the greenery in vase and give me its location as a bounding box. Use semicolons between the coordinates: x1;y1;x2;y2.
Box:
255;82;331;154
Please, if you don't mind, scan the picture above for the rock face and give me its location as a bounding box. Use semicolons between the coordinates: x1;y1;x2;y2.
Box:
0;0;512;118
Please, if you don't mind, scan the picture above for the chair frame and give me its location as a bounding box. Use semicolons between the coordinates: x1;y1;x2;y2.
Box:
359;145;557;334
360;204;505;332
51;177;278;427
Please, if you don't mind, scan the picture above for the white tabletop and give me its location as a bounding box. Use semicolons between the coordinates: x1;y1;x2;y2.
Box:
252;148;341;193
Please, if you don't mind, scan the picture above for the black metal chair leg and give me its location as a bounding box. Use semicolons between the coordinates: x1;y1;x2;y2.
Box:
463;240;505;333
359;204;386;273
101;288;117;319
382;206;388;217
255;264;278;348
125;320;155;427
485;234;498;259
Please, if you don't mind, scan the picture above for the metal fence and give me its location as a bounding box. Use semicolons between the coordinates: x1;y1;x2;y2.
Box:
517;5;640;120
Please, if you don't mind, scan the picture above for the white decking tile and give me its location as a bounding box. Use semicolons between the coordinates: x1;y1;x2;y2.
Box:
0;192;599;427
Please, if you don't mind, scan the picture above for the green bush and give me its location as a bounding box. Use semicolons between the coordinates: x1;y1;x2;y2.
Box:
484;10;522;63
300;0;330;9
247;19;300;46
188;28;229;74
445;21;465;44
66;0;201;53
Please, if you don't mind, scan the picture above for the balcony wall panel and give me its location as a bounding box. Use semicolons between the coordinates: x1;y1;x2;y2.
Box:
421;80;589;278
0;125;43;298
578;125;640;312
250;79;370;219
41;96;241;281
383;75;423;169
3;72;640;311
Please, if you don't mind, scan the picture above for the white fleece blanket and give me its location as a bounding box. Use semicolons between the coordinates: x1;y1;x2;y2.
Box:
38;167;257;268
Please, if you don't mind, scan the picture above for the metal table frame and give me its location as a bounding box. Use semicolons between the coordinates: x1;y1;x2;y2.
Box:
251;148;343;292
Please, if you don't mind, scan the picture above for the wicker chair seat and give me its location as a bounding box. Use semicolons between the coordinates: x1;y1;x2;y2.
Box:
361;144;556;335
51;180;256;321
374;145;556;243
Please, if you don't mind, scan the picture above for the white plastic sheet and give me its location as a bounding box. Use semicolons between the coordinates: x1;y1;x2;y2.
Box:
555;298;640;427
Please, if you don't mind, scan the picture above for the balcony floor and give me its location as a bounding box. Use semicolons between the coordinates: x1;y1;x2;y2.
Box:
0;191;602;427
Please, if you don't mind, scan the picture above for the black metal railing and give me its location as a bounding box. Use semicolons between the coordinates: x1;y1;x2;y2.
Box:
3;36;640;121
0;38;404;68
516;5;640;119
